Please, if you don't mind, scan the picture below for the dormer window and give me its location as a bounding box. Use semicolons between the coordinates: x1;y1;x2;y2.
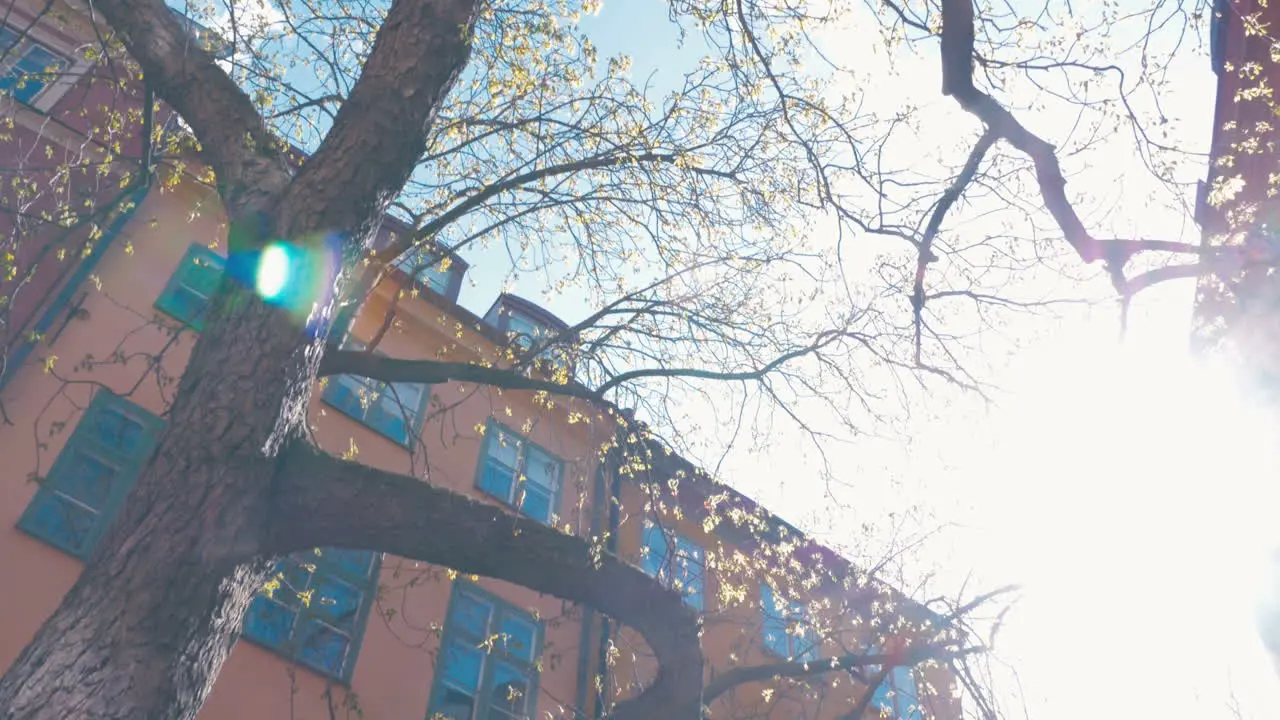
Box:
505;311;552;353
483;295;574;378
391;247;464;301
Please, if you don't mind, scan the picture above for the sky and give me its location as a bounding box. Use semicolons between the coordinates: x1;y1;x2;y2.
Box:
560;2;1280;720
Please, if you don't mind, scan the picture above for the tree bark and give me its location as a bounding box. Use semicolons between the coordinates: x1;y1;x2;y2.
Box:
0;284;321;720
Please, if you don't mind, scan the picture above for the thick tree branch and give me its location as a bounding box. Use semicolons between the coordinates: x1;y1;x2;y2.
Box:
703;644;977;702
93;0;292;213
268;441;703;720
276;0;481;240
937;0;1111;269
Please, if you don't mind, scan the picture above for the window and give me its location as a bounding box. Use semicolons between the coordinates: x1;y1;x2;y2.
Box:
0;25;71;106
155;243;226;330
323;371;430;446
242;547;379;682
868;660;921;720
640;522;705;611
430;583;541;720
761;584;817;661
502;311;571;374
17;392;163;559
475;422;562;524
483;299;573;378
391;247;463;301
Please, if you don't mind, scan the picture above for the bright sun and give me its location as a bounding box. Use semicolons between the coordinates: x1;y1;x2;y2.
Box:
956;313;1280;719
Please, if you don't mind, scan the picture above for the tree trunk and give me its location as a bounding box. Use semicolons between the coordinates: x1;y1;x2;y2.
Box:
0;277;327;719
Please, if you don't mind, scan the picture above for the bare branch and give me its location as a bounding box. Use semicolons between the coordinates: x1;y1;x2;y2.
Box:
912;129;996;364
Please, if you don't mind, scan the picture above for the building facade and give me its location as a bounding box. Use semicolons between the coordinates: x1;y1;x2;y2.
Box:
0;2;962;719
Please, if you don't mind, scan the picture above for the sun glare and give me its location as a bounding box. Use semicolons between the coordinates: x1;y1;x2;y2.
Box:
948;314;1280;719
255;242;291;301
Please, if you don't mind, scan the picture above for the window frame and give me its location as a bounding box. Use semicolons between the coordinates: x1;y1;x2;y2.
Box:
390;245;465;302
17;390;163;559
760;583;818;662
473;420;564;525
240;547;381;684
320;339;433;447
481;296;575;379
427;581;544;720
640;522;706;611
154;243;227;331
0;20;88;112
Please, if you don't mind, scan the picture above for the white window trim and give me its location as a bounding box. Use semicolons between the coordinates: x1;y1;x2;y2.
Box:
0;16;94;113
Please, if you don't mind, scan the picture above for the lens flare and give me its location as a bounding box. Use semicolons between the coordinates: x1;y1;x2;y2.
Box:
255;243;291;300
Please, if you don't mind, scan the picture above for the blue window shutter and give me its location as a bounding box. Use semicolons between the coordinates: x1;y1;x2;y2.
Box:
154;244;226;330
241;548;379;682
17;391;163;559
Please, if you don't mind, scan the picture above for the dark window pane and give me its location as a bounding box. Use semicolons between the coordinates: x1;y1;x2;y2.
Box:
452;593;492;638
322;547;374;578
441;639;485;692
499;614;537;662
243;596;297;649
309;574;362;633
522;446;558;492
435;685;477;720
519;484;552;523
367;403;408;443
325;377;365;419
479;458;515;504
489;661;531;718
59;451;117;509
640;525;667;577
